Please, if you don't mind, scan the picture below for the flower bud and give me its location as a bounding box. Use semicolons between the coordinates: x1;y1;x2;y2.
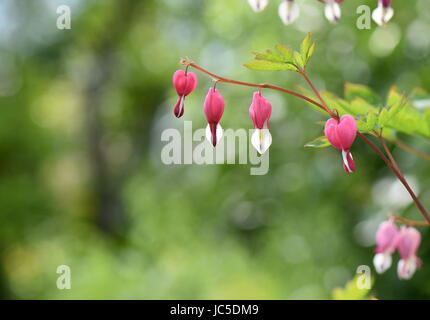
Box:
396;226;421;280
172;70;198;118
324;115;357;174
249;91;272;154
248;0;269;13
278;0;299;25
204;88;225;147
373;219;398;274
372;0;394;26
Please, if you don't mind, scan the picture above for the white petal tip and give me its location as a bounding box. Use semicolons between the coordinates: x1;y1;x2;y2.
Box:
205;123;223;147
278;1;299;25
397;259;417;280
251;129;272;154
373;253;392;274
324;2;341;24
372;6;393;26
248;0;268;13
342;150;353;173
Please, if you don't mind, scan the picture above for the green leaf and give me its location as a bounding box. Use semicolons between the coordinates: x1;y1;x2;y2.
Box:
244;60;296;71
275;44;293;62
339;97;377;116
253;49;284;63
382;86;430;138
386;85;404;106
366;111;377;130
344;83;382;106
304;136;331;148
246;44;298;72
301;32;311;61
294;50;304;69
307;41;315;61
332;275;373;300
378;108;389;127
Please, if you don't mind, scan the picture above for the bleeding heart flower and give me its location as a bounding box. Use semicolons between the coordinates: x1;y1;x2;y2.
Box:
372;0;394;26
324;114;357;174
172;69;198;118
204;87;225;147
373;219;399;274
278;0;299;25
396;226;421;280
249;91;272;154
322;0;343;24
248;0;269;13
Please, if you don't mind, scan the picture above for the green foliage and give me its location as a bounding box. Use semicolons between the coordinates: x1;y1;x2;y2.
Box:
304;136;331;148
298;82;430;142
332;275;374;300
299;32;315;70
344;83;382;106
244;60;296;71
244;33;315;72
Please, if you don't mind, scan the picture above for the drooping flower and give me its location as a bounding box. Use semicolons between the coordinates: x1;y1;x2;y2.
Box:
249;91;272;154
372;0;394;26
172;69;198;118
248;0;269;13
204;87;225;147
323;0;343;24
278;0;300;25
373;219;399;274
324;114;357;174
396;226;421;280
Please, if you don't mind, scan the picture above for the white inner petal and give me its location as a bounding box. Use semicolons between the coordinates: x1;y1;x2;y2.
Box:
251;129;272;154
324;1;341;24
248;0;268;13
278;0;300;25
205;123;223;146
342;150;352;173
372;5;393;26
397;258;417;280
373;252;392;274
178;95;184;116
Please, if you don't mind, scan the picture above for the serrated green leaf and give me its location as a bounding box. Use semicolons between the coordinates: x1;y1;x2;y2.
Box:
320;91;349;115
275;44;293;62
425;109;430;134
386;85;404;107
253;49;284;63
332;275;373;300
244;60;296;71
387;100;405;119
378;108;389;127
304;136;331;148
307;41;315;60
339;97;377;116
345;83;382;106
367;111;377;130
247;44;298;72
294;50;304;69
301;33;311;60
356;119;368;132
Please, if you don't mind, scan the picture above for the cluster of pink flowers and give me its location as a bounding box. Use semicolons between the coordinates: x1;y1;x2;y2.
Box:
248;0;394;26
374;219;422;280
173;70;272;152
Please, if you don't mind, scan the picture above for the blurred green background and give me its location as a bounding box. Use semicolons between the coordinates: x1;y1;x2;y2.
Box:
0;0;430;299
